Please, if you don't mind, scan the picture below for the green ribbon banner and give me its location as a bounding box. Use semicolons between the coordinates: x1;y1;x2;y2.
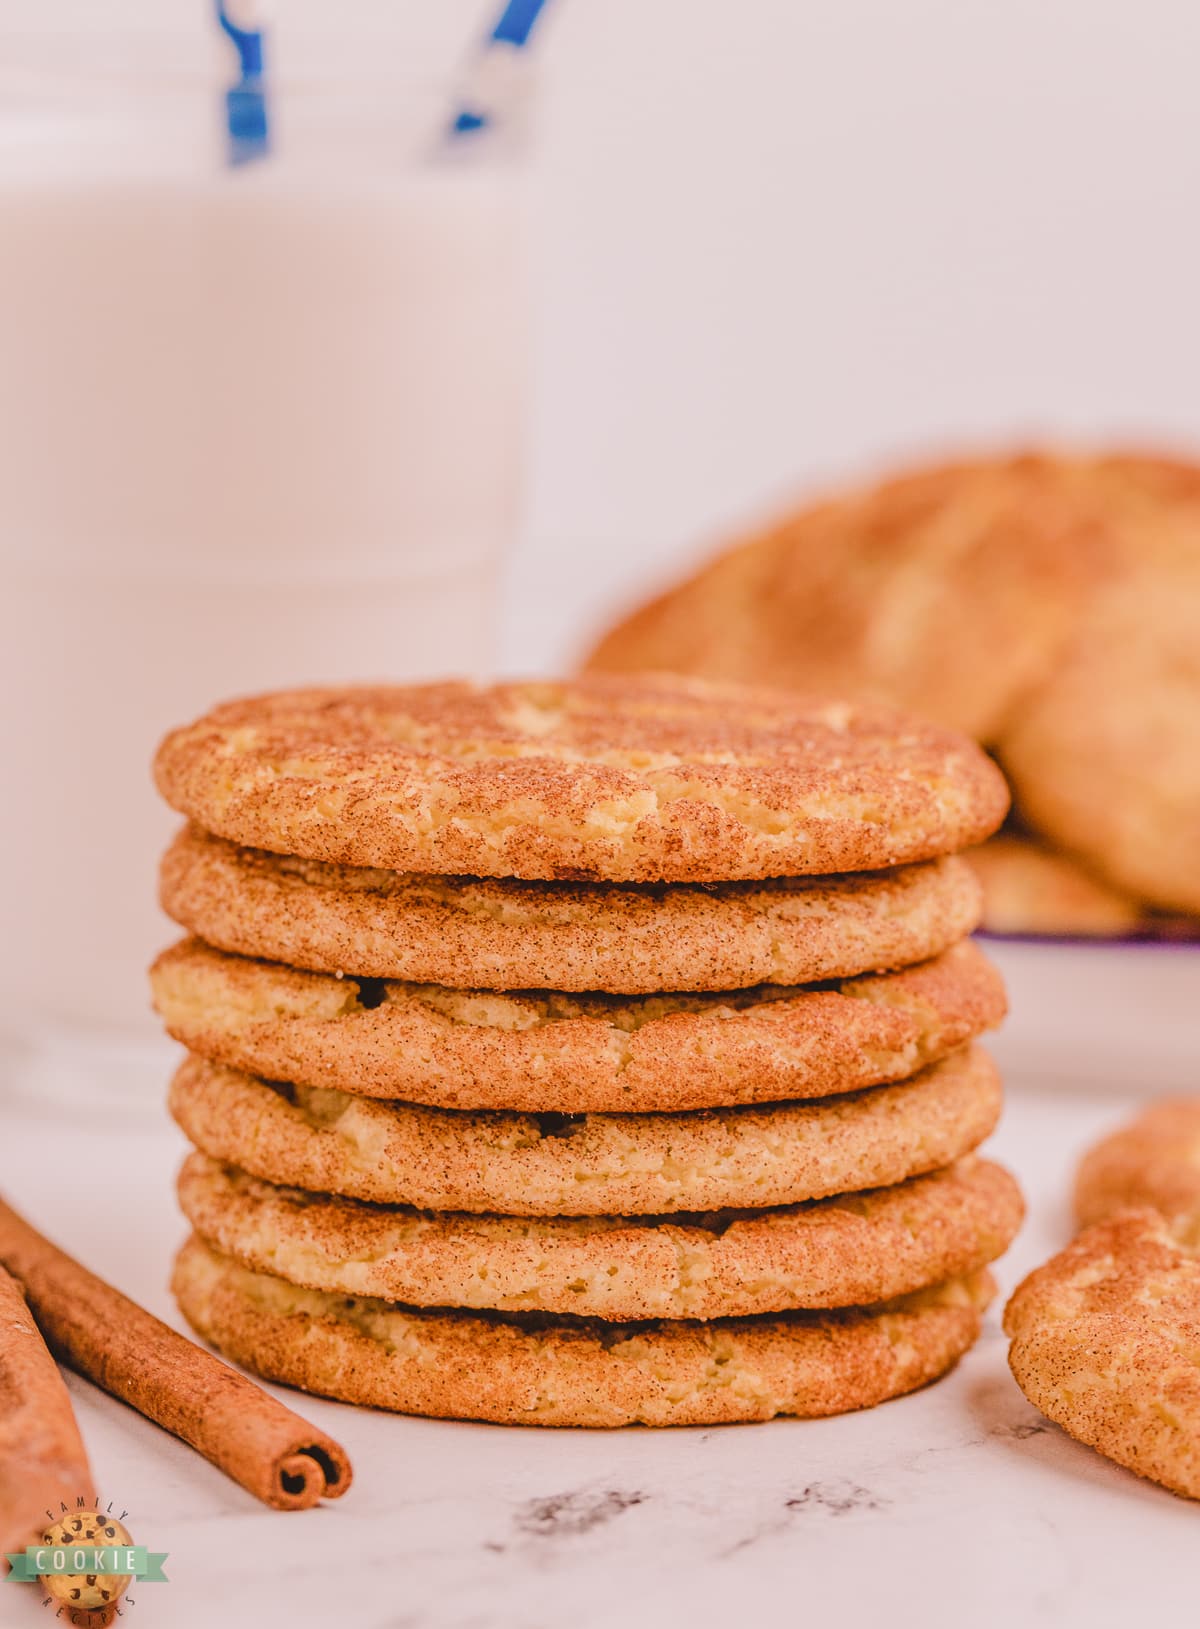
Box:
6;1545;168;1583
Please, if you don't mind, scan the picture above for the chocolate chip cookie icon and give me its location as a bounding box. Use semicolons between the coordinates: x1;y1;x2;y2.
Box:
39;1510;133;1614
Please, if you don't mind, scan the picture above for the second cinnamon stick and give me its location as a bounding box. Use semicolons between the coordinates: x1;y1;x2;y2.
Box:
0;1264;94;1558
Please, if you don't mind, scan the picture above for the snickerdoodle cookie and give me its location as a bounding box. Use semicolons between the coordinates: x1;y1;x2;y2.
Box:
1005;1208;1200;1500
968;833;1146;938
151;936;1005;1113
585;455;1109;742
178;1152;1022;1321
1001;567;1200;915
159;825;984;992
1075;1099;1200;1234
587;451;1200;919
167;1044;1001;1217
174;1234;995;1428
152;676;1008;883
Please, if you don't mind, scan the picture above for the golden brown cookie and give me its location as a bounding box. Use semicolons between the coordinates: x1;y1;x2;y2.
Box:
996;461;1200;915
152;676;1008;883
178;1154;1021;1321
1000;566;1200;915
1075;1099;1200;1234
159;825;984;993
584;450;1200;914
585;455;1110;742
968;833;1146;938
1004;1208;1200;1500
151;936;1006;1113
174;1234;994;1428
167;1044;1002;1216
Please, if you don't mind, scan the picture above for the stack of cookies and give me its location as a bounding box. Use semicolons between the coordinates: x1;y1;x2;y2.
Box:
150;676;1023;1428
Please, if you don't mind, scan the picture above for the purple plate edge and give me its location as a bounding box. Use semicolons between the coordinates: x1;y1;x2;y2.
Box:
975;929;1200;952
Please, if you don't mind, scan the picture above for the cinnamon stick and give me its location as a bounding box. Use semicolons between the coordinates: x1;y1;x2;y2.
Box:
0;1264;94;1557
0;1196;351;1512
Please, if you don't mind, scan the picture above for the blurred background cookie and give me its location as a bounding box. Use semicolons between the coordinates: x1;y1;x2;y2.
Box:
587;455;1109;742
1001;566;1200;915
968;833;1150;940
1075;1099;1200;1237
586;449;1200;928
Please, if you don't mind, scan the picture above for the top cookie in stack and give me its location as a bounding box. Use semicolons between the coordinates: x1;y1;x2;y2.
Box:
152;676;1020;1427
153;675;1007;886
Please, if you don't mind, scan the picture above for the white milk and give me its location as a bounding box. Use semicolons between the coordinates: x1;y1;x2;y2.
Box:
0;90;526;1036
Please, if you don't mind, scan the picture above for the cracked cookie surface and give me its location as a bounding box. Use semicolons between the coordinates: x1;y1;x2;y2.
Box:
151;936;1005;1112
168;1044;1002;1216
1075;1099;1200;1233
178;1152;1022;1319
173;1234;995;1427
1005;1208;1200;1500
159;824;984;993
153;675;1008;883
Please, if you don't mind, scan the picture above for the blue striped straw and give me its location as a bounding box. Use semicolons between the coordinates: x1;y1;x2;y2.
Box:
449;0;553;137
215;2;269;165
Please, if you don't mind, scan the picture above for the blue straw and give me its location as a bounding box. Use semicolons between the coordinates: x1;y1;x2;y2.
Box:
215;2;270;166
449;0;552;137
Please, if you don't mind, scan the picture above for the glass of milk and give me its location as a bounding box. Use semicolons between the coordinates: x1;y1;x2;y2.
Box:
0;4;529;1091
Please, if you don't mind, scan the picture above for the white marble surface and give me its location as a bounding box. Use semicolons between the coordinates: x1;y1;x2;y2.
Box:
1;1039;1195;1629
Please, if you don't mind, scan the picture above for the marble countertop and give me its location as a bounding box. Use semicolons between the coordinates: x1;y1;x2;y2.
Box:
2;1031;1195;1629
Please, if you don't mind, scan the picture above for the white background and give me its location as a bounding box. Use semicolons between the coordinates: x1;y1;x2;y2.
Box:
509;0;1200;664
7;0;1200;662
